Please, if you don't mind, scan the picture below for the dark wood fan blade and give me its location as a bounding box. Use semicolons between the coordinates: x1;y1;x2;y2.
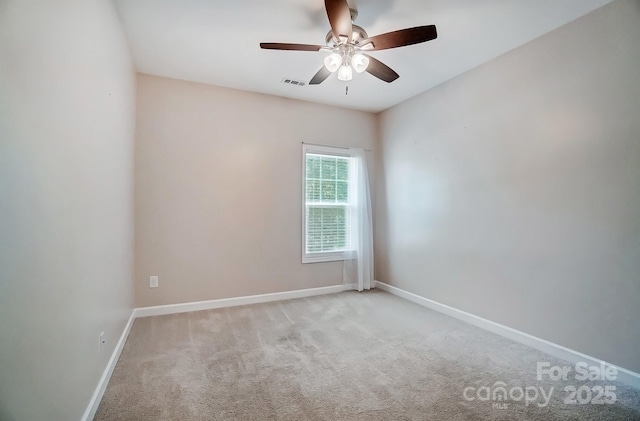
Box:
325;0;352;42
364;55;399;83
309;66;333;85
260;43;324;51
363;25;437;51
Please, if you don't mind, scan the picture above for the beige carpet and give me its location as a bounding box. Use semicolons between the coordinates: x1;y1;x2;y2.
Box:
95;290;640;420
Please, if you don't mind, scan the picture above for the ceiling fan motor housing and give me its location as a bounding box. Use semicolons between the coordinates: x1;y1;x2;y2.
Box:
325;24;368;47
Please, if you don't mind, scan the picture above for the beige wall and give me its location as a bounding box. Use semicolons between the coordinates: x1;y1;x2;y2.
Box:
134;74;377;307
0;1;136;420
376;0;640;373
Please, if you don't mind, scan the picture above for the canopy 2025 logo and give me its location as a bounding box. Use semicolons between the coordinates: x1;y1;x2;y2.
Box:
462;361;618;409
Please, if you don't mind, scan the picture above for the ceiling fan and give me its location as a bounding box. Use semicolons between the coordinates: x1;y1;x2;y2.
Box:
260;0;437;85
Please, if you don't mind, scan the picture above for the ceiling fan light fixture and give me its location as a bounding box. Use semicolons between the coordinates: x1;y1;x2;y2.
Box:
324;53;342;73
352;53;369;73
337;64;353;81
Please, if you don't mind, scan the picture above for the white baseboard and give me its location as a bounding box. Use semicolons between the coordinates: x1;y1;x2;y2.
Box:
134;284;348;318
81;311;136;421
374;281;640;390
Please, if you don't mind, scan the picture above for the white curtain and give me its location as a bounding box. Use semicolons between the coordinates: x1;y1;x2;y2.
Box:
343;147;374;291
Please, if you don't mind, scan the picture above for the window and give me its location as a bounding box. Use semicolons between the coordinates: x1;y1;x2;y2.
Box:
302;144;353;263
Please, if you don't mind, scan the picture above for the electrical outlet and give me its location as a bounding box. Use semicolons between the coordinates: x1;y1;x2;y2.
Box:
99;332;106;353
150;275;159;288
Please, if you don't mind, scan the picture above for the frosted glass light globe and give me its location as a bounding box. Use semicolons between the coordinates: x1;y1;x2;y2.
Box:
337;65;353;81
352;54;370;73
323;53;342;73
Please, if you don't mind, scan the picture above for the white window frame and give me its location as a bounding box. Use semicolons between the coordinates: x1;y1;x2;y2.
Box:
302;144;354;264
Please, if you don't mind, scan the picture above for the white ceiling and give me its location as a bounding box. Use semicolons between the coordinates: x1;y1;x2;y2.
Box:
114;0;612;113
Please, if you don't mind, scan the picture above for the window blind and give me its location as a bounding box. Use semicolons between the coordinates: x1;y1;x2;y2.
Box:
305;153;351;254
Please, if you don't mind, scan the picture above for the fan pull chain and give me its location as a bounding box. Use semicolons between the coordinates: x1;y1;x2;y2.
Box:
345;85;349;96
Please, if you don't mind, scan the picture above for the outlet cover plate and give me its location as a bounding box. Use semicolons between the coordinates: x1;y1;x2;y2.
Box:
150;276;159;288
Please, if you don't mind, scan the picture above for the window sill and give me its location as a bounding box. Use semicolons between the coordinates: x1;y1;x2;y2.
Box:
302;250;355;264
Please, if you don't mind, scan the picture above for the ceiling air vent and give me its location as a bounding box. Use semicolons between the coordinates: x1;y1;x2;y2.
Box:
281;78;306;87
